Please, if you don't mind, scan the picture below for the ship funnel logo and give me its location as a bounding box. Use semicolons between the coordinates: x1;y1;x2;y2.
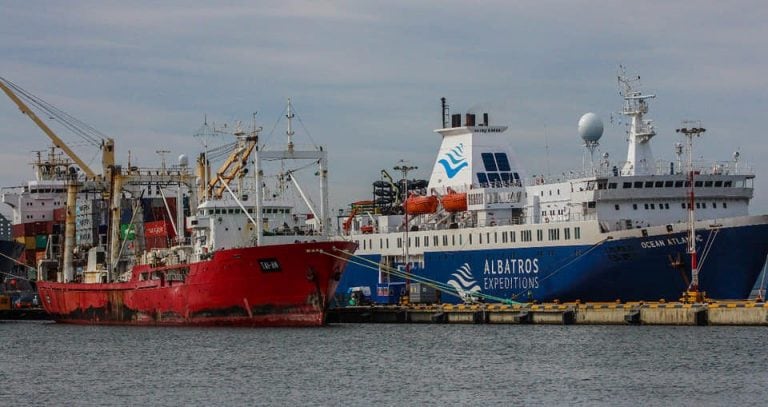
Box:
438;143;468;179
446;263;481;302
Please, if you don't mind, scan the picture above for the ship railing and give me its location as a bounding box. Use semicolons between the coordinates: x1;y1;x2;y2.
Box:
526;159;754;186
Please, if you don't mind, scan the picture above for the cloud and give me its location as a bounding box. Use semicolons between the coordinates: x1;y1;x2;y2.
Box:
1;0;768;212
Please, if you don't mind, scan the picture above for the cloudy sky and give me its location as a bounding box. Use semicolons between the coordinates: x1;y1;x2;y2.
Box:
1;1;767;214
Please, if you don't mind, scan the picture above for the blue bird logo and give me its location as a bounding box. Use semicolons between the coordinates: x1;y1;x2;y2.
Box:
438;143;468;179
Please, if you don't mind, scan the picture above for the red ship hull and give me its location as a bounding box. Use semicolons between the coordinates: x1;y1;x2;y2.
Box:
37;241;356;327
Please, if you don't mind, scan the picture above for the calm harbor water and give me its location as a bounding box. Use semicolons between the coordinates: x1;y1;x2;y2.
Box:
0;321;766;406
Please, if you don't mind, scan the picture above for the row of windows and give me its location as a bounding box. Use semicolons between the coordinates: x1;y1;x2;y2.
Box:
30;188;67;194
200;207;291;215
602;180;734;190
614;201;729;211
357;227;582;250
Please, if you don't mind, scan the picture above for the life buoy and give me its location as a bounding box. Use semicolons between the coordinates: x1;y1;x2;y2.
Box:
544;217;550;223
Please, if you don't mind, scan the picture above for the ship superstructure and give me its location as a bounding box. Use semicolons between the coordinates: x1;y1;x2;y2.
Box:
337;72;767;304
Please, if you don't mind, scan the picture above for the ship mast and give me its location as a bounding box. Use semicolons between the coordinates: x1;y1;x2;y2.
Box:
618;67;657;176
394;160;417;290
677;124;706;303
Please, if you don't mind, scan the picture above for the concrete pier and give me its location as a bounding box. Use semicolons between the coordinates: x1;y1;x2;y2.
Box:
327;301;768;326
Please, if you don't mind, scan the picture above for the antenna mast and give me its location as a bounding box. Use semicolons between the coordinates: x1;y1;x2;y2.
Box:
676;123;706;303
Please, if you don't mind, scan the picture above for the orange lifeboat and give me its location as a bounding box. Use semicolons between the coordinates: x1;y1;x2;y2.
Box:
404;194;439;215
441;192;467;212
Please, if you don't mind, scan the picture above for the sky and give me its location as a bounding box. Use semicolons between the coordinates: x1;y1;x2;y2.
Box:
1;1;767;215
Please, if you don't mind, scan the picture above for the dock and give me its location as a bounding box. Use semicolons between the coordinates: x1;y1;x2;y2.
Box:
327;301;768;326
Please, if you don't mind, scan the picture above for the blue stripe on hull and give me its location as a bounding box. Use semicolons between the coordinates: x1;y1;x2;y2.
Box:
336;223;768;303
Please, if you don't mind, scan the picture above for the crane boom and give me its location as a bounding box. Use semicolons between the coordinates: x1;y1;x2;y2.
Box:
0;78;97;178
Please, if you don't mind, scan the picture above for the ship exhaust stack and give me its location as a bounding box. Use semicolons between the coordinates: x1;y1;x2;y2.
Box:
451;114;461;128
441;97;449;129
465;114;476;127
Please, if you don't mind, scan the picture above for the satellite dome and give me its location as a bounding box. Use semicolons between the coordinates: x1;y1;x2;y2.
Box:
178;154;189;167
578;113;603;143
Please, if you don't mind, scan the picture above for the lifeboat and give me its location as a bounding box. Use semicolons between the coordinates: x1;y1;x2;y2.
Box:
441;192;467;212
360;225;375;234
403;194;438;215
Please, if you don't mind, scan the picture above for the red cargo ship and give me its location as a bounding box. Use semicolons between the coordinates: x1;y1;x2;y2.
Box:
0;85;357;327
37;241;355;326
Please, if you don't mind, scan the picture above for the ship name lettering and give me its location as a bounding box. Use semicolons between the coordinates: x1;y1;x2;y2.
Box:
640;239;666;249
667;237;687;245
483;276;539;290
483;258;539;275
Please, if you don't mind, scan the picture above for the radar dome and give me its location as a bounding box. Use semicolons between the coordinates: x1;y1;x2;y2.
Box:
178;154;188;167
578;113;603;143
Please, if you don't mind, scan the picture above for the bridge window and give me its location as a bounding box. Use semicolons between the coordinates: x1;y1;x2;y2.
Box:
645;181;654;188
704;181;713;187
614;204;620;210
634;182;643;188
664;181;673;187
574;227;581;239
675;181;684;187
510;231;516;242
536;230;543;241
724;181;732;187
564;228;571;240
623;182;632;188
608;183;617;189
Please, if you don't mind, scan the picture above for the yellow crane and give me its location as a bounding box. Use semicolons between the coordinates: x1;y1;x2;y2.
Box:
0;77;114;178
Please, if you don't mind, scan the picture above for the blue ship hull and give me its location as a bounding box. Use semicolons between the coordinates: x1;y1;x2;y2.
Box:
336;221;768;304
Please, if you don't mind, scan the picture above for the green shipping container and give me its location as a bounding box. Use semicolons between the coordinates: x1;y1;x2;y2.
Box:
35;235;48;249
120;224;136;241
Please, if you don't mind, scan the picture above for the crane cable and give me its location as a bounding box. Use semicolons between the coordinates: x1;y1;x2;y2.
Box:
0;77;104;147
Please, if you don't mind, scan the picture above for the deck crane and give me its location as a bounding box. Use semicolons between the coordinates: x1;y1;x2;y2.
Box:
0;77;118;282
0;77;115;179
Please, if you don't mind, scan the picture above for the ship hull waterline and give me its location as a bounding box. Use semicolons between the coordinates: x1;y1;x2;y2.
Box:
38;241;356;327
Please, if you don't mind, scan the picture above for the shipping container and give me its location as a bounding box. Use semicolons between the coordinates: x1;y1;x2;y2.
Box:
32;221;53;235
409;283;437;304
21;249;37;265
144;220;175;238
144;236;169;250
24;236;36;250
53;207;67;223
35;234;48;249
120;224;137;241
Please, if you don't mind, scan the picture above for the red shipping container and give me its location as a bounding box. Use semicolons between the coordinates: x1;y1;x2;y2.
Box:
145;236;169;250
54;207;67;223
144;220;176;239
11;224;25;238
32;221;53;235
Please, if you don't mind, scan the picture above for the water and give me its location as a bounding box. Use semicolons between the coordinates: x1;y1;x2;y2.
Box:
0;322;766;406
